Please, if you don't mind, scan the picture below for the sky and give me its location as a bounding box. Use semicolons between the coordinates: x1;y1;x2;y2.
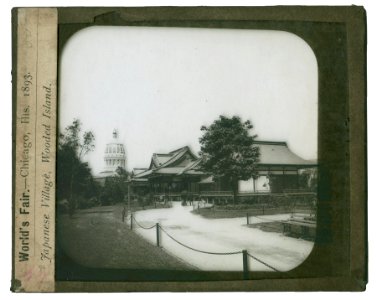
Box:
59;26;318;175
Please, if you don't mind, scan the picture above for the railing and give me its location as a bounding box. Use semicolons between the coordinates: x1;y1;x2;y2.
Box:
127;213;281;276
153;193;183;197
152;192;199;199
199;191;233;197
237;192;316;206
150;191;233;199
149;191;316;199
141;191;317;212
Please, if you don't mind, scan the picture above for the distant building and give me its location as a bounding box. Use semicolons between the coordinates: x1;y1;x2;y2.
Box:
132;146;203;200
130;141;317;201
237;141;317;193
95;129;126;184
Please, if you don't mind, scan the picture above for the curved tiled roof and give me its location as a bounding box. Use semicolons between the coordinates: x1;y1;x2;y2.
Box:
177;158;204;175
254;141;316;166
155;167;186;174
134;169;153;178
150;146;198;170
132;168;148;176
151;153;172;168
134;141;316;179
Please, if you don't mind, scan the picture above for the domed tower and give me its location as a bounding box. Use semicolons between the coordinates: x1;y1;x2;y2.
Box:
103;129;126;173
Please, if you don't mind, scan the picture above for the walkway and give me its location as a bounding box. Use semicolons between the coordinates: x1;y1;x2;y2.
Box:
133;202;314;272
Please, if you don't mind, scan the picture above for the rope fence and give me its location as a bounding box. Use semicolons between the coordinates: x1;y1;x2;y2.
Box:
246;252;280;272
131;215;157;230
159;226;243;256
128;213;281;275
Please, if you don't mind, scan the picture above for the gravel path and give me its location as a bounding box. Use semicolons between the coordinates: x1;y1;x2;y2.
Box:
133;202;314;272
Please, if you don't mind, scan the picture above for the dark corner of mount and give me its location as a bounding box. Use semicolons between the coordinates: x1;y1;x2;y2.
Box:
93;11;125;25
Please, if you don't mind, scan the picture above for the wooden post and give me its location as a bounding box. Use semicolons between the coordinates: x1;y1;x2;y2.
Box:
130;213;133;230
122;206;126;223
156;223;160;247
246;213;249;225
127;180;131;215
242;250;249;280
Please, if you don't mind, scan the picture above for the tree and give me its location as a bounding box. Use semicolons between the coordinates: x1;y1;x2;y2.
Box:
57;119;95;215
99;166;129;206
199;115;260;204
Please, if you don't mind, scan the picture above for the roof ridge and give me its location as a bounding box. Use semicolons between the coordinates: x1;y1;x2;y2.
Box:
254;140;287;146
133;169;153;178
155;148;187;170
169;145;189;154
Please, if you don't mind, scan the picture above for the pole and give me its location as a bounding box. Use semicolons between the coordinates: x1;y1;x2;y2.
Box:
130;213;133;230
242;250;249;280
246;213;249;225
127;179;131;215
156;223;160;247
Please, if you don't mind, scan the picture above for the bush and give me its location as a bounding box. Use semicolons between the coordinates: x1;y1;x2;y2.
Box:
57;199;69;214
76;196;101;209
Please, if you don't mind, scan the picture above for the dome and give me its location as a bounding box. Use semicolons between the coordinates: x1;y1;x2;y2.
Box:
102;129;127;173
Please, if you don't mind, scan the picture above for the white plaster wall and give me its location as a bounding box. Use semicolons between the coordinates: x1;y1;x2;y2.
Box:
238;175;270;193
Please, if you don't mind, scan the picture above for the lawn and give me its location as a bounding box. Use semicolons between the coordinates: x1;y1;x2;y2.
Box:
57;204;194;270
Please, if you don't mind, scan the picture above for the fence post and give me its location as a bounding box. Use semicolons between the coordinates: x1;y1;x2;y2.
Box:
242;250;249;280
246;213;249;225
130;213;133;230
156;223;160;247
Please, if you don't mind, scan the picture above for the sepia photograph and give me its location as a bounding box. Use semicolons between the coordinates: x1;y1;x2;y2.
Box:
10;5;367;292
57;26;318;276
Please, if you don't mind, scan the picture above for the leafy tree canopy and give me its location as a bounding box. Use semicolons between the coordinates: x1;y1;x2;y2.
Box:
59;119;95;159
57;119;96;213
199;115;260;192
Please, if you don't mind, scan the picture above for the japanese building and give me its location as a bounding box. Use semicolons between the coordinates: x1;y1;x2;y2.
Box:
131;141;317;201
